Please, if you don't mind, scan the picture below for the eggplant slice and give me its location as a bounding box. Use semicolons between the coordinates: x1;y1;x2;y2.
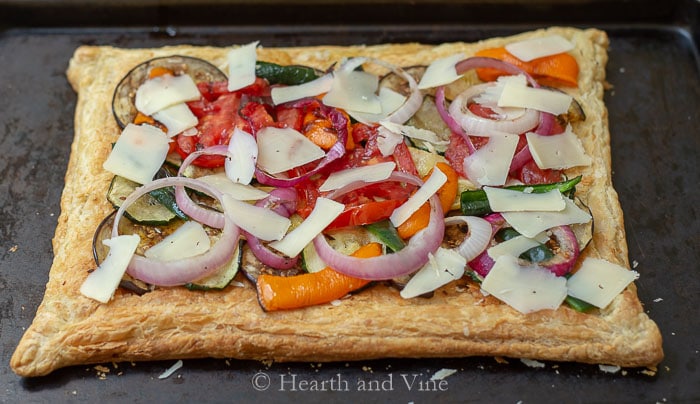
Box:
112;55;227;129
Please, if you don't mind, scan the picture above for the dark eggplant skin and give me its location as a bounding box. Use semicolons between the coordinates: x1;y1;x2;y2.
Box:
112;55;227;129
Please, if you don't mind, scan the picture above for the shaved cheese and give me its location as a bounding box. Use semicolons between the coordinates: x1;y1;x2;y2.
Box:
270;73;334;105
256;127;325;174
376;125;404;156
526;126;592;169
196;173;268;201
227;41;259;92
152;102;198;136
481;255;567;314
566;258;639;308
323;69;382;114
400;247;466;299
349;87;406;124
103;124;170;184
225;128;257;184
380;121;449;149
505;34;574;62
484;187;565;212
501;197;592;238
80;234;140;303
135;74;200;116
498;78;572;115
144;221;211;261
319;162;396;192
158;360;183;379
222;195;291;241
417;53;464;89
269;198;344;257
390;168;447;227
487;235;541;260
463;134;519;186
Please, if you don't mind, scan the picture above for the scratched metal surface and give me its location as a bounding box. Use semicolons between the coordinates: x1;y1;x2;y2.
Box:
1;1;698;402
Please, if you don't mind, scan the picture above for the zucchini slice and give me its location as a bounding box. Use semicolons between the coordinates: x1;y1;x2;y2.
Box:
405;96;452;154
185;240;243;291
106;175;179;225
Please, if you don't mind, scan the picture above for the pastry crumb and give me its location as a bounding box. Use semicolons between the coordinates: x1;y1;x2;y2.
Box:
494;357;509;364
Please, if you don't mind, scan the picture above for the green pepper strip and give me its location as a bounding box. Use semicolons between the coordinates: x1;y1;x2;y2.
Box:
459;175;582;216
365;220;406;253
255;61;321;86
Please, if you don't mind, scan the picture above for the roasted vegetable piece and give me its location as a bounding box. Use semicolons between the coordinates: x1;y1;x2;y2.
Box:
112;55;227;129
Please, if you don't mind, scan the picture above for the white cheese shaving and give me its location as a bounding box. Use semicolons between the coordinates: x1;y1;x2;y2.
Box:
390;167;447;227
222;195;291;241
102;124;170;185
487;235;541;260
430;368;458;381
400;248;466;299
501;197;592;238
463;134;519;186
376;125;404;156
498;78;572;115
144;221;211;261
135;74;200;116
225;128;258;185
323;68;382;114
505;34;574;62
152;102;198;136
520;358;546;368
566;257;639;309
417;53;464;89
481;255;568;314
269;198;345;258
80;234;140;303
319;162;396;192
196;173;269;201
158;360;183;379
270;73;334;105
349;87;406;124
256;127;325;174
484;187;565;212
227;41;259;92
526;126;592;170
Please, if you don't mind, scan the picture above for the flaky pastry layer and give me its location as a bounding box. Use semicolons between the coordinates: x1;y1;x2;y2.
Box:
11;27;663;377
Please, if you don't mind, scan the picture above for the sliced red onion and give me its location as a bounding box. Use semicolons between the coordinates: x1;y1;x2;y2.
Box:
112;176;241;286
313;172;445;280
455;57;539;88
175;145;229;229
444;215;492;262
436;86;476;154
468;213;507;277
242;188;300;269
538;225;580;276
508;145;533;174
448;83;540;136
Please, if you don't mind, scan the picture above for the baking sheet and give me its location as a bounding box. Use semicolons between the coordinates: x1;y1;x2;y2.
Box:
1;1;699;402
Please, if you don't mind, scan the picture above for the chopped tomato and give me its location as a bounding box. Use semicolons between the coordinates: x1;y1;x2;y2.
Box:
517;160;562;184
240;101;276;132
275;105;304;131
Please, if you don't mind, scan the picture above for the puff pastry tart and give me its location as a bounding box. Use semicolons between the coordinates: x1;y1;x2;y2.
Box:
11;27;663;377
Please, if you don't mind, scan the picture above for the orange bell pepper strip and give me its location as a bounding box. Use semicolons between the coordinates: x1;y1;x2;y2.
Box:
474;47;579;88
396;162;459;239
256;242;382;311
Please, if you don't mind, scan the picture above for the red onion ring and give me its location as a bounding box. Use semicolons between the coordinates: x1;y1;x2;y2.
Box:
112;176;241;286
436;85;476;154
242;188;300;269
444;215;492;261
448;83;540;136
467;212;579;277
313;171;445;280
175;145;229;229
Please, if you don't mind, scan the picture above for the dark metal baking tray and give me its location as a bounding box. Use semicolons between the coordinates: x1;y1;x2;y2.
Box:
1;0;698;402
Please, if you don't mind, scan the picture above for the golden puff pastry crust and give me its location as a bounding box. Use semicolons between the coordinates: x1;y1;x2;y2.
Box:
11;27;663;377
